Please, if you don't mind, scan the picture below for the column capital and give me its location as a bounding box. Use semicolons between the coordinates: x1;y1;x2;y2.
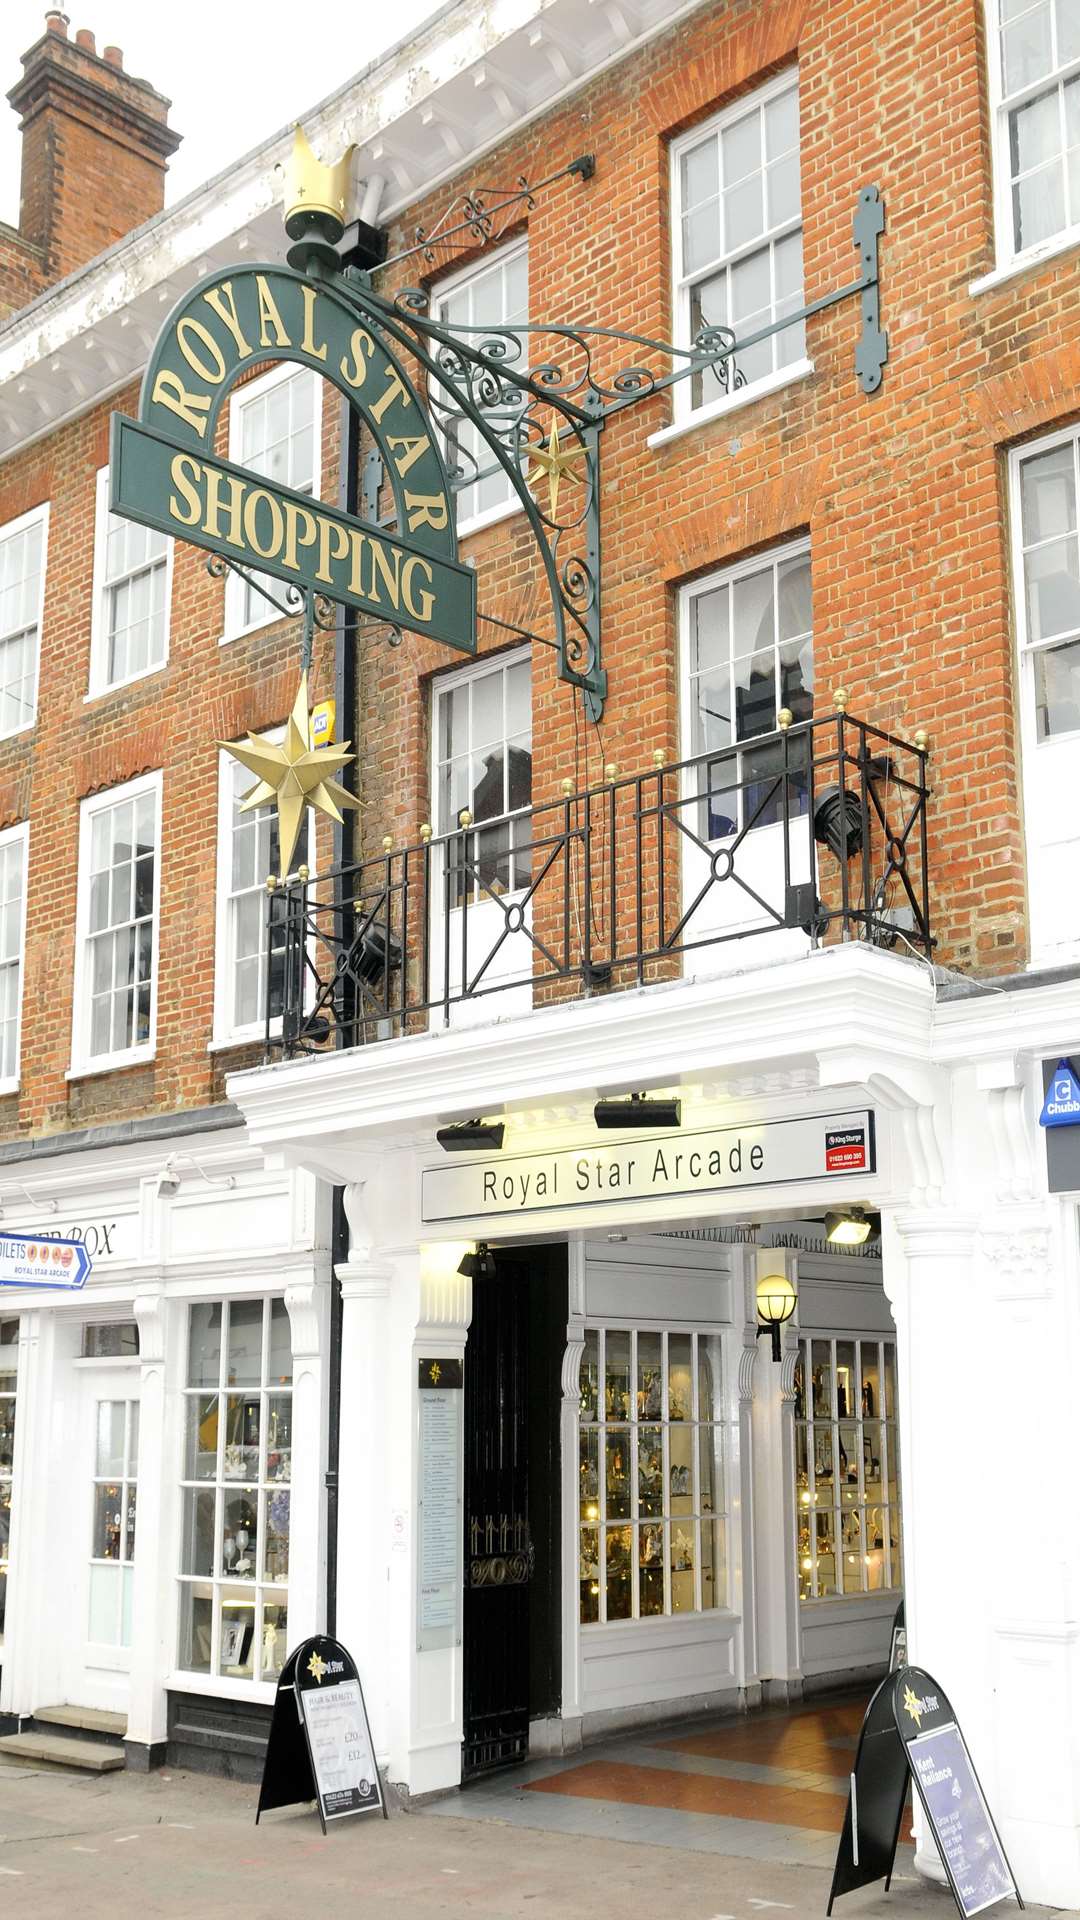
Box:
338;1263;394;1302
132;1286;167;1367
284;1273;332;1362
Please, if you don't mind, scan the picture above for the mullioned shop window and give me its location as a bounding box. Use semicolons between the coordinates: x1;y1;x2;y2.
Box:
178;1298;292;1685
0;1317;17;1644
793;1336;902;1601
578;1326;726;1625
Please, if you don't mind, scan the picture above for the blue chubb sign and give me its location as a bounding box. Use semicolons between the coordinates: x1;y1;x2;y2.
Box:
1039;1059;1080;1128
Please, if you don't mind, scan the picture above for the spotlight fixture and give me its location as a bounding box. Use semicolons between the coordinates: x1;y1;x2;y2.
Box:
756;1271;798;1362
156;1154;238;1198
813;784;864;862
457;1242;497;1280
825;1204;880;1248
593;1093;682;1130
435;1119;506;1153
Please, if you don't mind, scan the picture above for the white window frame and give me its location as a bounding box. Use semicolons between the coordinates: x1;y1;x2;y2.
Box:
88;467;172;699
670;68;809;431
431;238;529;537
577;1322;730;1629
986;0;1080;279
794;1333;902;1603
69;769;162;1078
678;535;814;838
0;501;48;744
212;739;309;1048
430;645;533;904
222;361;322;643
0;822;29;1097
176;1295;292;1695
1008;420;1080;746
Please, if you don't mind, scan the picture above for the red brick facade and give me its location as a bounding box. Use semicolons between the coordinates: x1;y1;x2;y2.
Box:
2;0;1079;1146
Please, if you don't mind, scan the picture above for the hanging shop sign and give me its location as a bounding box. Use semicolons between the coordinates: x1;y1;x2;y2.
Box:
256;1633;386;1833
421;1109;877;1227
416;1356;463;1653
1039;1058;1080;1127
110;262;475;657
0;1232;92;1291
827;1665;1022;1919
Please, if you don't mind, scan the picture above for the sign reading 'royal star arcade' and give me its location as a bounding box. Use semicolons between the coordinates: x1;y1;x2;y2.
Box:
111;266;475;654
422;1109;877;1227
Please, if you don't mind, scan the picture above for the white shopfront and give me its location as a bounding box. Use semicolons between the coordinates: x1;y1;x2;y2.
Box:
223;940;1080;1909
0;1119;330;1770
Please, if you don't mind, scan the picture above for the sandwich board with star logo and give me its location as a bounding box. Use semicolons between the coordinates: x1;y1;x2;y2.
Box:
255;1632;387;1832
827;1665;1022;1918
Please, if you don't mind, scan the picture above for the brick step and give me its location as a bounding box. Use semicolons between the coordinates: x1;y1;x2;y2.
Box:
31;1704;127;1744
0;1732;124;1773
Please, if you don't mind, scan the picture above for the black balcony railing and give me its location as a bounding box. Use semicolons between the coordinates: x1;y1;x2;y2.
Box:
268;709;931;1060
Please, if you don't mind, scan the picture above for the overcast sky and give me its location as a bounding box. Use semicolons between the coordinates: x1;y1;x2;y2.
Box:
0;1;444;228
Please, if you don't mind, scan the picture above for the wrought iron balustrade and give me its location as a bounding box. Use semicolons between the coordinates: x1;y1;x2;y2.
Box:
268;709;931;1059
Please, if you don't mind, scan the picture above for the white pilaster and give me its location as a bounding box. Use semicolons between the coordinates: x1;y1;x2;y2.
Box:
749;1248;801;1695
126;1289;170;1750
283;1272;331;1648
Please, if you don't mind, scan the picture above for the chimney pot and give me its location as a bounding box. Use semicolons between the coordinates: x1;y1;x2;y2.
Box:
75;27;96;51
44;9;69;33
103;45;123;68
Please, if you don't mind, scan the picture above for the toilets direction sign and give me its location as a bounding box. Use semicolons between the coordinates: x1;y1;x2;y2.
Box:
0;1232;92;1291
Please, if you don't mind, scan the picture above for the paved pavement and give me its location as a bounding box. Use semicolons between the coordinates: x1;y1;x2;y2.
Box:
0;1696;1067;1920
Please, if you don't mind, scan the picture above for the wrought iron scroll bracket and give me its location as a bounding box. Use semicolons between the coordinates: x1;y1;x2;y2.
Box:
204;553;336;673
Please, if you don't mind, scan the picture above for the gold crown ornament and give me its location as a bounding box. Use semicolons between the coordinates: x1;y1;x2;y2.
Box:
282;125;356;269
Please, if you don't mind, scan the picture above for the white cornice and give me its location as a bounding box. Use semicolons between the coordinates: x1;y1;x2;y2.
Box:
227;944;938;1152
0;0;710;453
931;973;1080;1063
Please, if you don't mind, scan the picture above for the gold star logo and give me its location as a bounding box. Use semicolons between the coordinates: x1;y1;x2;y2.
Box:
307;1650;328;1684
527;415;587;521
429;1361;441;1385
902;1684;923;1729
220;672;361;876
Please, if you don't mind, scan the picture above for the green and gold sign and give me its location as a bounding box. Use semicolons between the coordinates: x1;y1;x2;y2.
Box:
110;262;475;655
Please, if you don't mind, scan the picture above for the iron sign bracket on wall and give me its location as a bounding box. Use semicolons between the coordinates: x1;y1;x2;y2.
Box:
335;183;887;722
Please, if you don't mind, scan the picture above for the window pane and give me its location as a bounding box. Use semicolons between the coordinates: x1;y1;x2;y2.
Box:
605;1525;632;1619
1010;85;1062;175
606;1430;631;1518
638;1426;663;1516
218;1601;256;1677
637;1332;662;1419
605;1330;630;1421
178;1587;213;1673
670;1516;695;1613
579;1329;599;1420
188;1304;222;1388
639;1523;665;1615
226;1298;263;1389
1002;2;1054;92
1034;635;1080;736
181;1488;215;1577
223;1395;260;1480
221;1490;258;1579
1014;157;1066;249
265;1488;290;1583
92;1482;124;1560
580;1427;600;1522
580;1526;600;1622
95;1401;126;1478
268;1298;292;1384
267;1394;292;1481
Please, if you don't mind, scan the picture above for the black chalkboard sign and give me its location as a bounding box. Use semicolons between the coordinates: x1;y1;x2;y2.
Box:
827;1665;1023;1918
255;1634;387;1833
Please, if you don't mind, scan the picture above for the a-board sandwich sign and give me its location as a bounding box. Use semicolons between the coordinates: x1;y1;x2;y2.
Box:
255;1633;387;1833
827;1665;1022;1919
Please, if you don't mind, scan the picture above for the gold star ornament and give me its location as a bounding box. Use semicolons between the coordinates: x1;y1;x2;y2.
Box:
527;415;587;520
307;1649;328;1684
220;672;360;877
902;1684;923;1729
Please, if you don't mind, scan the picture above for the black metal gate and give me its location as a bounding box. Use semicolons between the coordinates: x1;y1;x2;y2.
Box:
462;1257;532;1780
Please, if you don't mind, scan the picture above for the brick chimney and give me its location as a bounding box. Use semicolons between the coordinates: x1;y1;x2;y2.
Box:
6;12;181;287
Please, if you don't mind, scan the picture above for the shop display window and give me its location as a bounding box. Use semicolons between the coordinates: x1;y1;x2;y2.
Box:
794;1335;902;1601
578;1326;726;1625
0;1317;16;1642
178;1297;292;1684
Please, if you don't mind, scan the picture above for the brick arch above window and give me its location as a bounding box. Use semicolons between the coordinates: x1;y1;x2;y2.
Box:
639;0;808;138
652;459;824;583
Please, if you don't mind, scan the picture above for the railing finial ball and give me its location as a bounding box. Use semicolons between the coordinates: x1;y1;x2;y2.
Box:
914;727;930;753
382;835;393;853
777;708;793;731
420;822;433;843
297;865;309;882
833;687;849;713
561;778;574;796
266;874;279;893
459;809;473;828
605;763;618;782
653;748;666;768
